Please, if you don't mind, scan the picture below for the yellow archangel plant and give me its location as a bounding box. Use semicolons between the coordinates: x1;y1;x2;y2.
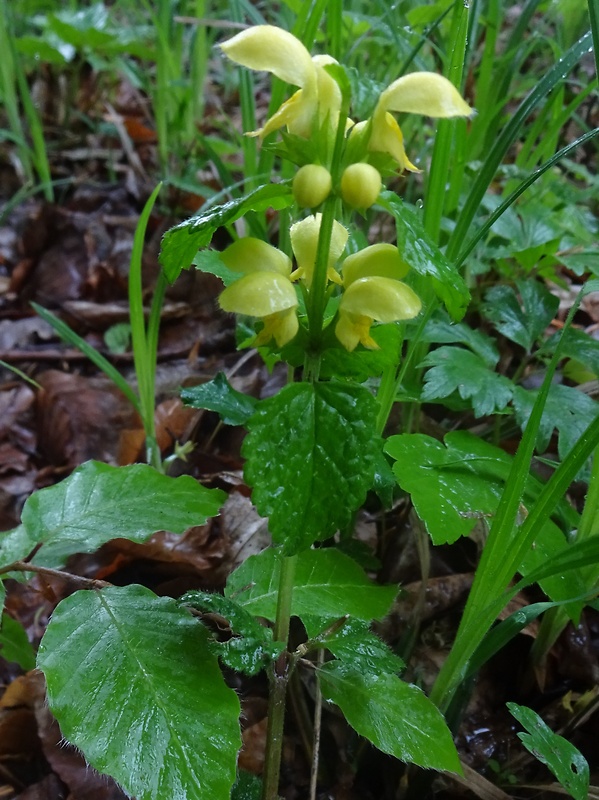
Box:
219;25;473;353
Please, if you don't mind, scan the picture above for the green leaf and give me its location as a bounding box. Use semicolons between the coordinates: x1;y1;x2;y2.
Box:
386;431;510;545
225;547;397;623
0;526;36;569
420;310;499;367
318;661;461;772
0;613;36;671
420;347;514;417
179;591;284;676
513;385;599;467
243;382;379;554
481;281;559;352
12;461;225;568
159;184;294;283
305;616;404;674
320;324;403;381
550;327;599;377
192;249;244;287
181;373;257;426
379;193;470;321
38;585;241;800
231;771;262;800
507;703;589;800
385;431;583;605
104;322;131;354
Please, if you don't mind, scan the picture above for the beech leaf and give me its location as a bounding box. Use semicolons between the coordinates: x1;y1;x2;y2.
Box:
38;585;241;800
318;661;461;772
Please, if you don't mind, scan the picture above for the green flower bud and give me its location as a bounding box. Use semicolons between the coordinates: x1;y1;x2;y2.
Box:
292;164;332;208
340;163;382;209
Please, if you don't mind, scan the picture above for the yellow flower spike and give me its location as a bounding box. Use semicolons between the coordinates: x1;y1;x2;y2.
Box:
221;26;341;139
369;72;473;171
221;238;292;276
335;276;422;351
289;214;348;286
219;271;299;347
342;243;410;286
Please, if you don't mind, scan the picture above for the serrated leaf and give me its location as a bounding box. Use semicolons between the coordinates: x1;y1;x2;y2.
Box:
38;585;241;800
549;327;599;377
481;281;559;352
385;431;584;605
159;184;294;283
0;613;36;671
420;309;499;367
318;661;461;772
379;193;470;321
181;373;257;426
225;547;397;623
513;384;599;466
16;461;225;568
420;346;513;416
179;591;283;675
304;616;404;674
386;431;509;544
507;703;589;800
243;382;379;554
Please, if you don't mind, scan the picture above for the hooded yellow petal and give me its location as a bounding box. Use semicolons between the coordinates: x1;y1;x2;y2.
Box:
368;112;419;172
339;276;421;322
379;72;473;118
219;272;298;317
289;214;348;286
255;308;299;347
335;311;379;351
221;238;292;276
313;55;342;129
342;244;410;286
221;26;315;90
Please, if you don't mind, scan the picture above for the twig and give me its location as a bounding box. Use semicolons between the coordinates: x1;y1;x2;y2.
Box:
0;561;111;590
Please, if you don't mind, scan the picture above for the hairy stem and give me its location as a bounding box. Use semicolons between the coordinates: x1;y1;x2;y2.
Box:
262;553;298;800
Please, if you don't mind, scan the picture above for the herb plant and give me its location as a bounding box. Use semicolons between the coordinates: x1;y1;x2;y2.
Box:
0;6;598;800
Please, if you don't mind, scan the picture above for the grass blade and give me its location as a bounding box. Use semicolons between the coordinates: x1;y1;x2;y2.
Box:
447;30;593;260
31;304;140;413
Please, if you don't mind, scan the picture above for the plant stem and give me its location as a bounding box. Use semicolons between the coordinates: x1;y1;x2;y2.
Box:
262;553;298;800
530;444;599;665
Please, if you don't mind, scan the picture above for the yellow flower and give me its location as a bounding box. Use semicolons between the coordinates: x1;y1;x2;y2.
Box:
220;26;341;139
365;72;473;172
218;239;298;347
289;214;348;287
335;244;421;351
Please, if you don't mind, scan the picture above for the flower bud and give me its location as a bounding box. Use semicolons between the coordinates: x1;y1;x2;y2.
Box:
292;164;332;208
340;163;382;209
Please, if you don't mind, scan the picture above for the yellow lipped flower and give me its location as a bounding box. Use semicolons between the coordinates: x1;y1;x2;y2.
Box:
367;72;474;172
220;26;341;139
218;239;298;347
289;214;348;287
335;244;421;351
